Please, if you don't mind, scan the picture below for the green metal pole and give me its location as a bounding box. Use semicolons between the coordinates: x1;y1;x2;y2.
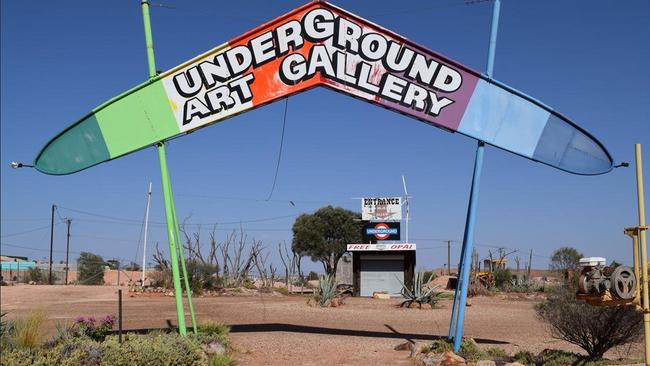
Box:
141;0;157;77
157;144;187;335
141;0;187;335
170;195;198;334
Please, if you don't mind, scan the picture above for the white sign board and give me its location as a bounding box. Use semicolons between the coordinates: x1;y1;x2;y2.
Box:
347;243;416;251
361;197;402;221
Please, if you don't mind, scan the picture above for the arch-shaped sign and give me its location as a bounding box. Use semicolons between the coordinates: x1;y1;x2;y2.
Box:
34;1;612;176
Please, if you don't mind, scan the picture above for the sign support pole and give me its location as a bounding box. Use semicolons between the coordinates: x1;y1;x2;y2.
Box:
449;0;500;352
169;191;198;334
140;0;197;335
634;144;650;366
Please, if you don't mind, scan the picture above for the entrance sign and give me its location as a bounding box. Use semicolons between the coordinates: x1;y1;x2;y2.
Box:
348;243;416;251
363;221;400;241
362;197;402;221
33;1;612;175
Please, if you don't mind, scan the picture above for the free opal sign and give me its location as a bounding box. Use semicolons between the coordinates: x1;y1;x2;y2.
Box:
347;243;416;251
34;1;612;176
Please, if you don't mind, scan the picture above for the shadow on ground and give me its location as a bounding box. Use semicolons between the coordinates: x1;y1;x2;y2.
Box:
229;323;509;345
109;321;509;346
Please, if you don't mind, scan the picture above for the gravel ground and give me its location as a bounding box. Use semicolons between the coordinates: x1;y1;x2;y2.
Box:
1;285;643;365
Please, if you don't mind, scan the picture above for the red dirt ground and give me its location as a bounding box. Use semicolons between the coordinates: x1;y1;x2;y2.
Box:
0;285;643;365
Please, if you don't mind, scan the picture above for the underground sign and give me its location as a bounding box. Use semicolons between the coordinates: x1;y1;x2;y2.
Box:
363;221;400;241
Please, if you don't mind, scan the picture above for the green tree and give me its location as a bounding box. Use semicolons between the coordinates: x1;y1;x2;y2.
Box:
292;206;361;278
549;247;583;272
77;252;105;285
105;259;120;270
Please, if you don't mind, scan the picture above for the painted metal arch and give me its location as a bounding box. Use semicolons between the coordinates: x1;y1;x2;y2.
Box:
34;1;612;176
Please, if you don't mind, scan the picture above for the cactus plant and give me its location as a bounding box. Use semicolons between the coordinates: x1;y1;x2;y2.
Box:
318;275;338;307
396;272;442;308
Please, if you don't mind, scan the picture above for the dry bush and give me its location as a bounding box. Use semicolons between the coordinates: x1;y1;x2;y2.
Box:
467;281;490;297
11;310;46;349
536;286;643;360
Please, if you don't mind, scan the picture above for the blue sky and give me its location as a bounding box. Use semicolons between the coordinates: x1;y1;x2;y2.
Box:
1;0;649;273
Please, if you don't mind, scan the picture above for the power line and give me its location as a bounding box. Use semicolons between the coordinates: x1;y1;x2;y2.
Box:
1;224;58;238
266;97;289;201
57;205;300;226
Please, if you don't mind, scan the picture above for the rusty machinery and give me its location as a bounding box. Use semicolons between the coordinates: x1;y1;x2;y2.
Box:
576;257;637;306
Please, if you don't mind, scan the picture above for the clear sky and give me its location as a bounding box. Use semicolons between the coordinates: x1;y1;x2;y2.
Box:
1;0;649;273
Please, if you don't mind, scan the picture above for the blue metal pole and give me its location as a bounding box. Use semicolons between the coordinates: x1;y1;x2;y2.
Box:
453;141;485;351
486;0;501;79
451;0;500;353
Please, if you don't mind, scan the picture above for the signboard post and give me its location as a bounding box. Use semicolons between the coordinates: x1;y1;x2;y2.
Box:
140;0;196;336
448;0;500;352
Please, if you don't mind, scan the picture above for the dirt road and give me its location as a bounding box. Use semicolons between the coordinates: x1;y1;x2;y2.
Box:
1;285;642;365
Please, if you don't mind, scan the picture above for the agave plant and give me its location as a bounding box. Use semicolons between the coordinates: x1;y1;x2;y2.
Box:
397;272;442;308
318;275;338;307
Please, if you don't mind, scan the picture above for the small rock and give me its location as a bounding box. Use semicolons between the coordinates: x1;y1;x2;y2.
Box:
394;341;414;352
166;291;174;296
465;299;472;306
476;361;496;366
415;353;444;366
504;363;526;366
331;297;340;307
441;351;466;366
203;341;226;355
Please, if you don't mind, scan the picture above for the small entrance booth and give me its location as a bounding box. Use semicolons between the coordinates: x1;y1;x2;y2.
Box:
347;243;416;297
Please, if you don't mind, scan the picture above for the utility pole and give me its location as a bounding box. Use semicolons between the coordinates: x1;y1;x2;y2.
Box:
49;204;56;285
447;240;451;275
65;219;71;285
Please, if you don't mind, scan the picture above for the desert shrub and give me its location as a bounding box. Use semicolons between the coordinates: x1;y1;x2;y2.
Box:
536;287;643;360
69;315;115;342
10;310;46;349
273;286;289;295
26;268;47;284
242;278;257;289
537;349;581;366
194;321;230;347
1;312;14;342
210;354;235;366
38;336;105;366
513;350;537;365
77;252;105;285
457;338;485;362
485;347;507;358
468;281;490;297
0;348;39;366
423;338;484;361
426;339;453;353
149;270;172;288
102;332;206;366
186;260;220;295
493;268;513;289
